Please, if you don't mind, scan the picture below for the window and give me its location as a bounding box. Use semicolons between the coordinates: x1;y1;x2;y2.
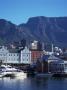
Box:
27;59;28;61
14;54;15;56
17;54;18;56
65;64;67;67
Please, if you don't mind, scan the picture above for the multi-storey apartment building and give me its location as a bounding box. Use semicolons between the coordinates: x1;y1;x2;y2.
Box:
20;47;31;64
0;46;20;64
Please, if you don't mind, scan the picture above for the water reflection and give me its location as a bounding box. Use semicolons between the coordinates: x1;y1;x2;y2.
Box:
0;77;67;90
0;77;26;90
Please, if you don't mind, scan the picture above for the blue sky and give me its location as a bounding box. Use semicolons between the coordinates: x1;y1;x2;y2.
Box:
0;0;66;24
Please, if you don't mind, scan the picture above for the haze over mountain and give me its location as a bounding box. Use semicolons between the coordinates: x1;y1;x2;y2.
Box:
0;16;67;47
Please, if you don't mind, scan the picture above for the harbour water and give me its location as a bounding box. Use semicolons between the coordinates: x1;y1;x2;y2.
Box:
0;77;67;90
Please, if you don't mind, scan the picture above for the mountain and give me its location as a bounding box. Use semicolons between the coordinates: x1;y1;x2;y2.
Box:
0;19;18;44
0;16;67;47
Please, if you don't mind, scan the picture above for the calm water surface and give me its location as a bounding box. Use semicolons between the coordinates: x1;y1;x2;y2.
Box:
0;77;67;90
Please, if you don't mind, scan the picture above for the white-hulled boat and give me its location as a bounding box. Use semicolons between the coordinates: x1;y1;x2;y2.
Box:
0;65;27;78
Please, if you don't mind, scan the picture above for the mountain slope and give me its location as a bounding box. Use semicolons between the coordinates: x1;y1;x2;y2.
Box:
19;16;67;47
0;16;67;47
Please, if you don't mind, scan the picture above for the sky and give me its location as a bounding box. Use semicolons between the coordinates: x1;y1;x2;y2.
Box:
0;0;66;25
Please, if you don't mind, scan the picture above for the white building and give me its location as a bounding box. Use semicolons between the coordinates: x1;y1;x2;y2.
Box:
0;46;20;64
0;46;8;62
20;47;31;64
31;40;38;50
7;51;20;64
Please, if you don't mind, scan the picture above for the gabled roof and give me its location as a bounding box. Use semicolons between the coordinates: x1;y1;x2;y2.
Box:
48;55;61;60
41;54;62;62
9;49;19;53
50;60;64;64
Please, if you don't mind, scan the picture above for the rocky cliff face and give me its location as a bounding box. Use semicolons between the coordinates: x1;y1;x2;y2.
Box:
0;16;67;47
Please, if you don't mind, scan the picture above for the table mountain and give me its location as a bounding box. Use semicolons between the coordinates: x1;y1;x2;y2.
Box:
0;16;67;47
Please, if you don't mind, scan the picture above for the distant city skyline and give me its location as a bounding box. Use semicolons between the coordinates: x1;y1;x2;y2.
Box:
0;0;66;24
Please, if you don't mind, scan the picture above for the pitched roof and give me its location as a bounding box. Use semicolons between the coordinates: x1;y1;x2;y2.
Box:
48;55;61;60
9;49;19;53
41;55;62;62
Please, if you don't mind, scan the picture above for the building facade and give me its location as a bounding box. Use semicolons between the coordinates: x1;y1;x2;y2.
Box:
6;53;20;64
0;46;8;63
31;50;42;64
49;60;67;73
41;54;67;73
0;46;20;64
20;47;31;64
36;54;67;73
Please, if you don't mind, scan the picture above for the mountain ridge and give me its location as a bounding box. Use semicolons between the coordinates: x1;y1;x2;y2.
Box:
0;16;67;47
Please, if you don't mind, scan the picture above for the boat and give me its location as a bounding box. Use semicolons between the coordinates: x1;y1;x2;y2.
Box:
14;71;27;79
0;65;27;78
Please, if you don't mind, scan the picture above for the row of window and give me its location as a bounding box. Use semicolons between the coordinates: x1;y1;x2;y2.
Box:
22;59;29;61
7;58;19;61
8;54;19;56
0;54;19;56
22;54;30;57
0;54;6;56
50;64;67;66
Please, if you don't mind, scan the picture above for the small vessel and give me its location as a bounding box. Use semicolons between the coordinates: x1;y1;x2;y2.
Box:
14;72;27;79
0;65;27;78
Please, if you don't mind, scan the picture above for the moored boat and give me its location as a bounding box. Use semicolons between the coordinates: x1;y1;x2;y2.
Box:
0;65;27;78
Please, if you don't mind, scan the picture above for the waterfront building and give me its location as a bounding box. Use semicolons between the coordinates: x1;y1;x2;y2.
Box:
36;54;65;73
6;52;21;64
0;46;20;64
0;46;8;63
31;40;38;50
31;40;42;51
43;55;64;73
31;50;42;64
42;54;67;73
49;60;67;73
20;47;31;64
